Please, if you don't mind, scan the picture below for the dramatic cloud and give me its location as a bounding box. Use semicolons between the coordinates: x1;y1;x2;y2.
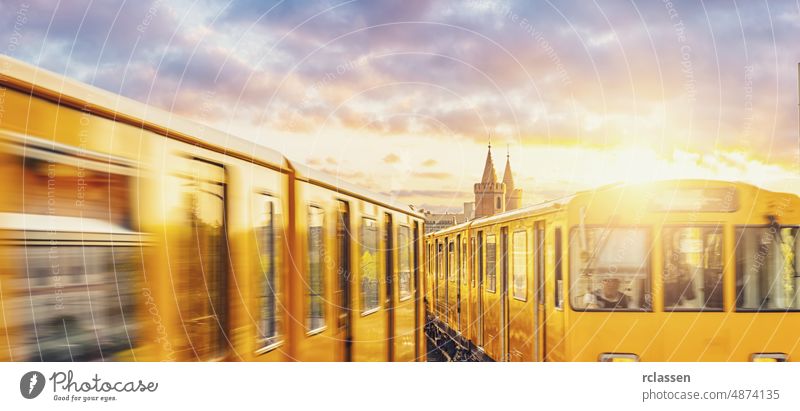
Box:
2;0;799;208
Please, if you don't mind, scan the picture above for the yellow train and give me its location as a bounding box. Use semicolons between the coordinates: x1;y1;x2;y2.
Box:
0;56;426;362
426;180;800;361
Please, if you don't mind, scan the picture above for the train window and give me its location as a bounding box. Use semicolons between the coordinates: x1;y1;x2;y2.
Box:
361;218;380;313
13;153;132;228
478;232;484;288
462;239;467;288
449;241;456;282
535;223;545;304
307;206;325;331
555;228;563;309
470;237;476;287
486;235;497;292
513;231;527;301
399;226;413;300
663;226;723;311
569;227;651;311
255;195;281;348
11;245;140;361
736;226;800;311
437;242;444;282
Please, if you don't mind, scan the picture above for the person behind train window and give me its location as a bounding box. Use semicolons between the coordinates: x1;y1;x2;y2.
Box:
583;277;629;309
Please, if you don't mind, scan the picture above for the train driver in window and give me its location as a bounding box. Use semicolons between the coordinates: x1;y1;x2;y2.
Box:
583;277;629;309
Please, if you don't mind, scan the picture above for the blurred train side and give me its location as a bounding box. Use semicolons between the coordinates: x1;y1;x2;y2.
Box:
0;56;425;361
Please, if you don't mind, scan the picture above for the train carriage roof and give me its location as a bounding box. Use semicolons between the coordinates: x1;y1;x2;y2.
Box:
427;179;800;237
429;194;574;238
0;56;421;218
290;160;423;218
0;55;286;170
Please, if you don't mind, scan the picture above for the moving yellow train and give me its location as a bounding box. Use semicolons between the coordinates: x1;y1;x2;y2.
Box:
0;56;426;362
426;180;800;361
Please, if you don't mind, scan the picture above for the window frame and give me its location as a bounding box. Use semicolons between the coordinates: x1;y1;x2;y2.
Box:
485;233;497;293
449;239;458;283
735;224;800;313
360;217;381;316
470;236;476;288
306;204;327;334
398;224;413;302
566;225;653;313
554;227;563;309
255;193;283;352
512;230;528;301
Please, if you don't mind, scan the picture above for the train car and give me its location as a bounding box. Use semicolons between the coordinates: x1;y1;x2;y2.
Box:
0;55;425;362
426;179;800;361
287;164;425;361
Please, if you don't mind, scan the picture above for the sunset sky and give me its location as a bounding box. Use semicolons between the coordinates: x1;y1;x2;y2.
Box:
2;0;799;212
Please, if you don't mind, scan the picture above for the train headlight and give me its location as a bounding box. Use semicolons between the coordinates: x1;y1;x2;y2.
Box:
598;353;639;362
750;353;787;362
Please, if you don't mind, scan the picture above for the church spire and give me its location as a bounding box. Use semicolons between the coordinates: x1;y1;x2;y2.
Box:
480;140;497;184
502;146;515;192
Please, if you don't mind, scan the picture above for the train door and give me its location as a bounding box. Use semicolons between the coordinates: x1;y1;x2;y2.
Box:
500;226;509;361
469;235;476;342
413;222;421;360
477;230;484;347
446;238;452;326
384;213;394;361
456;234;462;332
181;158;229;361
460;236;468;334
534;221;545;361
436;240;443;317
545;226;566;361
336;201;352;361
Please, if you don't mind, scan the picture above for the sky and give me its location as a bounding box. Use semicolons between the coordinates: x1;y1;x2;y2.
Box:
1;0;799;212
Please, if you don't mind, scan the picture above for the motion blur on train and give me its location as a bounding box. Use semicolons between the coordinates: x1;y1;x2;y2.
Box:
0;56;426;362
426;179;800;361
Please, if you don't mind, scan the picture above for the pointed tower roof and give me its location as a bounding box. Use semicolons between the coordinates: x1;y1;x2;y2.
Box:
480;142;497;183
502;147;515;192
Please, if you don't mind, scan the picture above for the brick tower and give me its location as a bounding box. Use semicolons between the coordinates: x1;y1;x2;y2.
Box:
473;143;506;218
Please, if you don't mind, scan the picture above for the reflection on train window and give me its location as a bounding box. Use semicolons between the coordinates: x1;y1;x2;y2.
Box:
448;241;456;283
736;226;800;311
569;227;651;311
470;237;476;287
361;218;380;313
555;228;563;309
486;235;497;292
461;240;467;289
255;195;281;348
663;227;723;310
477;232;484;289
437;242;444;282
182;160;228;360
14;246;139;361
512;231;527;301
17;156;132;228
307;206;325;331
398;226;412;300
